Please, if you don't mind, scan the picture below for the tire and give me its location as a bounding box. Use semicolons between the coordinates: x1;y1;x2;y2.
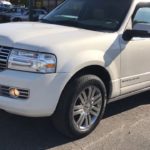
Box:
52;75;107;139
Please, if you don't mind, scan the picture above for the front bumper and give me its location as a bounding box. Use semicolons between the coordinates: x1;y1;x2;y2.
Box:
0;70;69;117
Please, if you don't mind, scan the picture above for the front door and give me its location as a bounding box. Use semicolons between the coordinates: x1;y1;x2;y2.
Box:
121;4;150;94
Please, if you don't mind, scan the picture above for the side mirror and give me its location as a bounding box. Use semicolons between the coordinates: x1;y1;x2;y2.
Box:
123;29;150;41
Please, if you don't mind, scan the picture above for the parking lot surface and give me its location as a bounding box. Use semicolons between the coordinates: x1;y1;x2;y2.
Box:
0;92;149;150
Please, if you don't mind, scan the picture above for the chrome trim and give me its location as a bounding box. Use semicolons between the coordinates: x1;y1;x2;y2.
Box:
109;86;150;103
73;86;102;131
0;46;11;71
0;85;30;100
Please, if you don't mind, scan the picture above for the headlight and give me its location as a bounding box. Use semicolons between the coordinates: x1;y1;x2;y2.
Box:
8;49;57;73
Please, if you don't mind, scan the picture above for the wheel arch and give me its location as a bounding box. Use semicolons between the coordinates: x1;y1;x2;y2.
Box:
63;65;112;98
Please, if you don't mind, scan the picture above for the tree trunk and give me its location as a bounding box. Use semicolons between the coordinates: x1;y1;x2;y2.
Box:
28;0;33;21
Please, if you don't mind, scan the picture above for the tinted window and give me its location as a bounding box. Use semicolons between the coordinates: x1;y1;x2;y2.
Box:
43;0;132;31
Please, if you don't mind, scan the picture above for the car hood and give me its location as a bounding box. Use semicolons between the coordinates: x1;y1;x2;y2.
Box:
0;22;118;53
0;22;120;73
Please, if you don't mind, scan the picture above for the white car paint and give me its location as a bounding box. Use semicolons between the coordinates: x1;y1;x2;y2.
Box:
0;1;12;6
0;0;149;117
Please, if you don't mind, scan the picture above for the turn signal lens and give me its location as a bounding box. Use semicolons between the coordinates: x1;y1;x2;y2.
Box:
45;64;56;68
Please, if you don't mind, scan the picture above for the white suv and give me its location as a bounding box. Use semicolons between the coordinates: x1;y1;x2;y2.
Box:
0;0;149;138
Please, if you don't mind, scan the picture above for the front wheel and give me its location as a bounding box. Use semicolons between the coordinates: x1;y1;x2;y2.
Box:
52;75;107;138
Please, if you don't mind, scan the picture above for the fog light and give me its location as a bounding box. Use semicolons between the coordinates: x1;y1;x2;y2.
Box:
9;88;20;98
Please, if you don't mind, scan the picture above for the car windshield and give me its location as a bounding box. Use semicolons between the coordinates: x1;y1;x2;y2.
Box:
42;0;132;32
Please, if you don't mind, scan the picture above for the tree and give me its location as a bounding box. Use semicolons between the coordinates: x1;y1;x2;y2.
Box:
28;0;33;21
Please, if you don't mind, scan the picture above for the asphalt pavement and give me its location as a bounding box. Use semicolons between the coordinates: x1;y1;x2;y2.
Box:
0;92;149;150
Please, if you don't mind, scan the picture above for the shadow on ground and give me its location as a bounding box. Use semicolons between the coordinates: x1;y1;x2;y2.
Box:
0;92;149;150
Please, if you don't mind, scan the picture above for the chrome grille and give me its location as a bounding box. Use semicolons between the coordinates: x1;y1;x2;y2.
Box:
0;46;11;71
0;85;30;100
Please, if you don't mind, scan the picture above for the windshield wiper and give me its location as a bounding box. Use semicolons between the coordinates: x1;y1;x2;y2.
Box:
40;19;114;31
40;18;52;23
40;19;79;27
51;20;79;27
77;21;115;31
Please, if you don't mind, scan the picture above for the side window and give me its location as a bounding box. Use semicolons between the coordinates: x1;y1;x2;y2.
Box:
133;7;150;25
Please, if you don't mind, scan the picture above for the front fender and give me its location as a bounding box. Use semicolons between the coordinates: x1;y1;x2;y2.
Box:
59;48;120;81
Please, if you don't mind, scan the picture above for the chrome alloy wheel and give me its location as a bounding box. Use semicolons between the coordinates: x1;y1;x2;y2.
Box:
72;86;102;131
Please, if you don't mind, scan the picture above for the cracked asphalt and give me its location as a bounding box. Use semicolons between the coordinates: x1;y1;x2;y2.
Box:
0;91;149;150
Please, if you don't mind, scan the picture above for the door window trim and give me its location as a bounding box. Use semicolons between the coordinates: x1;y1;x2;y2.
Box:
121;2;150;42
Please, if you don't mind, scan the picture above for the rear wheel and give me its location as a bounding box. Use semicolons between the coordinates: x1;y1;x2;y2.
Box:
52;75;107;138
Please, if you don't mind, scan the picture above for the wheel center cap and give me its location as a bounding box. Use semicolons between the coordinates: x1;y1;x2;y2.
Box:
84;102;91;113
